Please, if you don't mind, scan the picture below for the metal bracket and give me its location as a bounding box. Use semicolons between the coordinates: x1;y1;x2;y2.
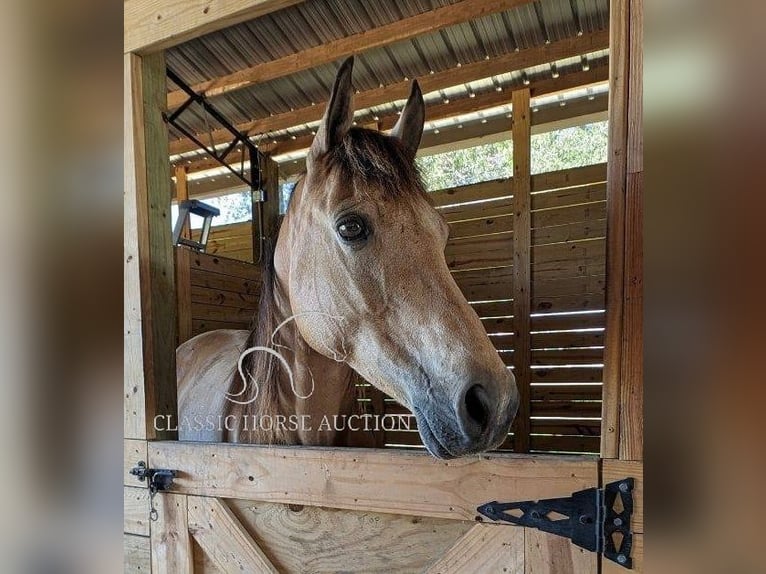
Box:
130;461;177;521
477;478;635;569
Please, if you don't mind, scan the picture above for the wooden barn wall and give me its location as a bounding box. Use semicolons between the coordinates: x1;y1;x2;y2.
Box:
175;247;262;344
193;221;255;263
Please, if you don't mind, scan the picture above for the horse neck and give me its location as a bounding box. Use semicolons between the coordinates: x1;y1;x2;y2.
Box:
243;274;358;446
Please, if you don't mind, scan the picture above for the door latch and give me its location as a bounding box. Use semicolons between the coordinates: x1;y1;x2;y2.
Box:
130;461;177;521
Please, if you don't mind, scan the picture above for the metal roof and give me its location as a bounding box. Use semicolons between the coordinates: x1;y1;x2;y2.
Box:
165;0;609;146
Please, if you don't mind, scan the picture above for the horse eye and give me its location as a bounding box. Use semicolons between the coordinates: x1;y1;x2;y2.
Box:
336;216;368;242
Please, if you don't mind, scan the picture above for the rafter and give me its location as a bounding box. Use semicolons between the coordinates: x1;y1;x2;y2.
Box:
181;66;607;170
166;0;535;108
168;29;609;156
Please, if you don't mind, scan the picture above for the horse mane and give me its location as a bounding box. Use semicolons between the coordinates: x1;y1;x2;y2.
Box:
224;220;290;444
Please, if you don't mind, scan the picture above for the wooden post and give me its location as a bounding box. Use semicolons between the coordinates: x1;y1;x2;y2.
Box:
174;164;191;240
601;0;643;462
175;247;193;345
150;493;193;574
511;88;531;453
126;51;178;440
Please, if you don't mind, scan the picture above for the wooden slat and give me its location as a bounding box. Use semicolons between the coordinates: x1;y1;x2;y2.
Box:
192;302;255;323
532;348;603;365
189;251;260;280
441;199;513;223
512;88;532;453
531;384;602;401
169;32;608;155
190;284;259;308
425;524;524;573
151;493;193;574
124;439;148;486
531;182;607;210
189;267;261;294
431;179;510;208
531;163;607;192
524;529;597;573
449;214;513;239
124;486;150;536
531;367;603;383
445;233;513;271
175;247;193;344
124;53;148;440
125;0;304;53
124;534;151;574
533;274;605;298
620;171;643;460
532;220;606;247
532;292;605;314
188;496;279;573
531;312;605;331
150;442;599;521
529;434;600;453
531;401;602;418
530;420;600;436
453;266;513;301
473;300;513;318
532;202;606;229
531;330;605;349
166;0;536;107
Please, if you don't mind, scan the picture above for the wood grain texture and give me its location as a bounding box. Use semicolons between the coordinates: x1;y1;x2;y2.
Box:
124;486;151;536
602;460;643;534
175;247;193;344
601;0;630;459
151;493;193;574
168;31;609;155
227;499;472;573
125;0;304;54
150;443;598;521
524;529;596;573
124;439;148;486
188;497;279;573
124;534;151;573
132;51;179;440
124;53;148;440
425;524;525;573
512;88;532;453
166;0;535;107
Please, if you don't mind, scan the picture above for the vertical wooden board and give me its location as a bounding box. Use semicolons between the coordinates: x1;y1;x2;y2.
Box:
619;172;643;461
603;534;643;574
124;439;148;486
602;460;643;534
124;53;148;440
525;529;596;574
426;524;524;574
175;247;193;344
188;497;279;573
512;88;532;453
135;51;178;440
627;0;643;175
601;0;630;459
151;493;193;574
174;165;191;239
125;486;151;536
124;534;151;573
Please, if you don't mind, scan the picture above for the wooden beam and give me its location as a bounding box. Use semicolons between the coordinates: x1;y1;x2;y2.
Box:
174;165;191;239
188;497;280;573
425;524;524;573
166;0;536;108
149;442;598;521
125;0;305;54
511;88;531;453
168;29;609;155
150;493;193;574
175;247;193;344
254;67;608;161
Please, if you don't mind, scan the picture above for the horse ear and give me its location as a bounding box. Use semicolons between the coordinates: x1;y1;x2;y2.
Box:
390;80;425;157
310;57;355;159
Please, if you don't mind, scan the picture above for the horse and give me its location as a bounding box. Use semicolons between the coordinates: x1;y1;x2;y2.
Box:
177;57;519;459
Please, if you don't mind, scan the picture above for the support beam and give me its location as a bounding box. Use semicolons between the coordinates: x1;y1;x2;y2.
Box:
127;51;178;440
168;30;609;155
166;0;536;108
511;88;532;453
173;165;191;239
125;0;305;54
150;493;193;574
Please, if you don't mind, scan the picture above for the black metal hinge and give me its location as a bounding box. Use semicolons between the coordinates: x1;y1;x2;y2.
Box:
477;478;635;569
130;461;177;521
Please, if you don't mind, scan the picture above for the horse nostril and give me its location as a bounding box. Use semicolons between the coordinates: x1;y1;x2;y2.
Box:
464;384;490;434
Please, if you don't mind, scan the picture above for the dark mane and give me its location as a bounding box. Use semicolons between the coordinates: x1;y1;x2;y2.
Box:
324;128;427;199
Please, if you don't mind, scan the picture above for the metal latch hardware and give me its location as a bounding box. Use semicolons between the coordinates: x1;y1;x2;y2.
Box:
130;461;177;521
477;478;635;569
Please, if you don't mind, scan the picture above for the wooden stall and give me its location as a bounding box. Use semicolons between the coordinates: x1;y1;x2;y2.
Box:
125;0;642;571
